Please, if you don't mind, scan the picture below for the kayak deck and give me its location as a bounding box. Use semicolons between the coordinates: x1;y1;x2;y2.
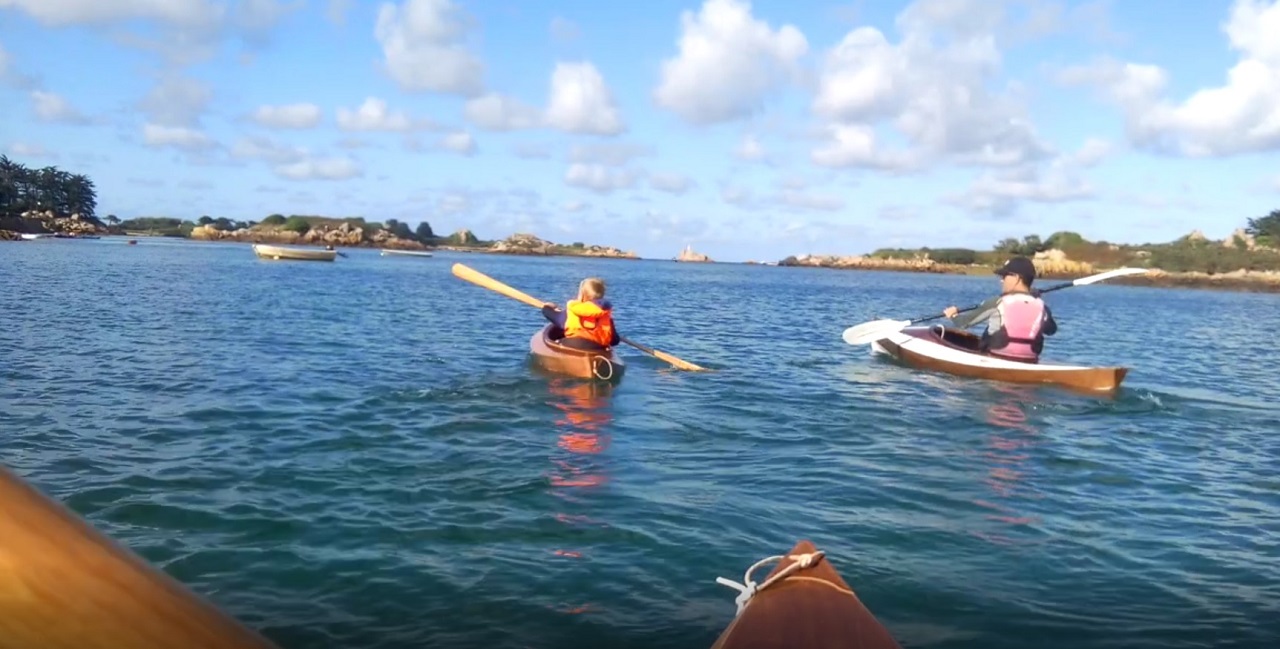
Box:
528;323;624;381
712;540;901;649
873;325;1128;392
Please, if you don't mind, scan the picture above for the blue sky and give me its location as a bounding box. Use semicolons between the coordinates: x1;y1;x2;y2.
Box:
1;0;1277;262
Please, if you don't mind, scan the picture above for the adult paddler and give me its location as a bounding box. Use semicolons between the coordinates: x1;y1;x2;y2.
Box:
942;256;1058;363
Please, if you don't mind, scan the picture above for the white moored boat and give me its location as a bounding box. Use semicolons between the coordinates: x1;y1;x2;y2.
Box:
871;325;1128;393
380;249;433;257
251;244;337;262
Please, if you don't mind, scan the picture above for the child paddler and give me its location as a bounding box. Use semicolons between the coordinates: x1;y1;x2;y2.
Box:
541;277;621;351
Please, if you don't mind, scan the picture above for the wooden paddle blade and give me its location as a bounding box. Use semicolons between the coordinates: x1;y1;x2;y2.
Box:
451;263;547;309
842;319;910;346
650;348;709;371
618;336;710;371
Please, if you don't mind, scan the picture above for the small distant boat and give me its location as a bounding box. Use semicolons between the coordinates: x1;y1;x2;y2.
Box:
380;249;433;258
20;233;50;240
251;244;337;262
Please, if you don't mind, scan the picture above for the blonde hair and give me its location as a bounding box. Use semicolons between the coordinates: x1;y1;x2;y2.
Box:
577;277;606;302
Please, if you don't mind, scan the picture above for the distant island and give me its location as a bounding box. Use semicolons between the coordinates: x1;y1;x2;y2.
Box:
777;217;1280;293
0;156;636;258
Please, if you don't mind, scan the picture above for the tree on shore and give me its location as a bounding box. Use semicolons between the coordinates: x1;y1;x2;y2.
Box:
1246;209;1280;246
0;155;98;220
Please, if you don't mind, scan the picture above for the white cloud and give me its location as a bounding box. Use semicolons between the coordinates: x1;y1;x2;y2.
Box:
138;75;213;128
374;0;484;96
440;131;476;155
562;200;587;212
564;163;636;193
463;94;542;131
464;61;624;135
1068;137;1113;167
30;90;89;124
0;0;222;28
544;62;624;135
274;156;362;181
335;97;421;131
811;0;1053;170
947;154;1095;218
775;190;845;211
230;135;306;164
568;142;650;166
7;142;53;157
251;102;321;129
654;0;808;125
438;192;470;214
649;172;694;194
1058;0;1280;157
326;0;353;26
734;133;766;161
550;16;580;42
810;124;917;170
142;123;216;150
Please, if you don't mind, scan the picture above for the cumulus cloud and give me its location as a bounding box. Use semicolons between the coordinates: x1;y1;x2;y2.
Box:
649;172;694;194
464;94;543;131
30;90;90;124
1056;0;1280;157
653;0;808;125
946;152;1096;218
464;61;625;135
545;62;624;135
335;97;424;131
230;135;306;164
251;102;322;129
734;133;767;161
810;0;1054;170
274;156;362;181
137;75;214;128
550;16;580;42
564;163;637;193
440;131;476;155
374;0;484;96
568;142;651;166
1;0;302;65
142;123;217;151
7;142;54;158
0;0;222;28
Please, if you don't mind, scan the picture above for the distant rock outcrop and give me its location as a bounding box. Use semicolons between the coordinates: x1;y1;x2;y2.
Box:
486;233;636;258
676;245;712;262
1;210;107;237
190;221;426;249
777;254;943;272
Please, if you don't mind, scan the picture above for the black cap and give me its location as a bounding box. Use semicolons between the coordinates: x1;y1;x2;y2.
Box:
995;256;1036;285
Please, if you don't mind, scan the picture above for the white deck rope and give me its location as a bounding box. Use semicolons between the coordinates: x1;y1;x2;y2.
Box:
715;551;825;616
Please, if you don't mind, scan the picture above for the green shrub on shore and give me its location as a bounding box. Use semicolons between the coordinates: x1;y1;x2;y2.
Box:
282;216;311;233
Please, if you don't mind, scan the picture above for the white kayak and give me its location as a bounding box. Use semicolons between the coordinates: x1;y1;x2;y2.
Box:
870;325;1128;393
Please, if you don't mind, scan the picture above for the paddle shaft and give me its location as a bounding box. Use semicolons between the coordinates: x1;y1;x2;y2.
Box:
0;464;280;649
913;278;1079;325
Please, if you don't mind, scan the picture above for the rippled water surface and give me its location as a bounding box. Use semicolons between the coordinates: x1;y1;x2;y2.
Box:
3;238;1279;649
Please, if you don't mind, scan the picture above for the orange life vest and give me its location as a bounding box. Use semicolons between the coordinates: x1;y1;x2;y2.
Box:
564;299;614;348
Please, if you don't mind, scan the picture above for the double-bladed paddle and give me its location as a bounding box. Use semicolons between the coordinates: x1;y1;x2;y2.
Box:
841;266;1149;346
450;263;710;372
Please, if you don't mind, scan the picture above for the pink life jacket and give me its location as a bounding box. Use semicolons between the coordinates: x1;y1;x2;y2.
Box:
993;293;1046;360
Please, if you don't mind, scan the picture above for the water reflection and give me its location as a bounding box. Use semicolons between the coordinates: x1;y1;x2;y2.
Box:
972;383;1046;545
543;377;615;617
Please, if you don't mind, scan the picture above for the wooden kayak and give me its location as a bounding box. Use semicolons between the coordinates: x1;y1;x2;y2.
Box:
872;324;1127;393
251;243;337;262
528;323;625;381
0;464;281;649
711;539;901;649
